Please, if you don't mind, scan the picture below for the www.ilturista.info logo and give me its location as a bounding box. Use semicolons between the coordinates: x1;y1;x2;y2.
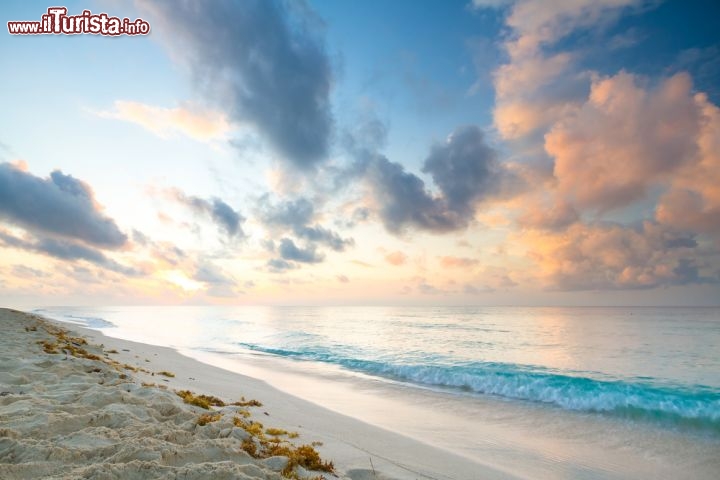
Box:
7;7;150;36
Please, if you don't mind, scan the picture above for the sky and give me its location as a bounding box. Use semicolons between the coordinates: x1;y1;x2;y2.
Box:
1;0;719;307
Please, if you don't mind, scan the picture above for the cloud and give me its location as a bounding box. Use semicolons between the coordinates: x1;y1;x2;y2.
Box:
417;281;447;295
294;225;354;252
11;265;50;279
507;55;720;291
192;260;239;297
151;242;187;268
504;1;647;57
278;238;324;264
385;251;407;266
267;258;296;273
439;256;479;268
489;0;651;140
492;53;583;139
260;197;314;227
336;274;349;283
607;27;645;50
547;72;706;211
193;261;235;285
0;163;127;248
470;0;513;8
518;199;579;231
209;199;245;237
258;196;354;251
140;0;333;169
364;126;519;234
351;260;373;268
170;189;245;238
96;101;232;142
523;221;718;291
0;229;137;276
343;117;388;156
464;284;495;294
422;125;511;215
366;155;457;233
672;46;720;101
655;91;720;233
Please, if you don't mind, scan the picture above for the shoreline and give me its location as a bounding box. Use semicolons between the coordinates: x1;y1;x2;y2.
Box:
0;308;510;480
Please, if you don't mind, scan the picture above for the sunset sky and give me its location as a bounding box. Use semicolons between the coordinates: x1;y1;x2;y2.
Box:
1;0;719;306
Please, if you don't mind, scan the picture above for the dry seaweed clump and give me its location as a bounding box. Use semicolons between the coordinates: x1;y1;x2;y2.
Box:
175;391;264;411
234;418;334;478
232;397;263;407
35;327;102;361
176;390;226;410
157;370;175;377
197;412;222;426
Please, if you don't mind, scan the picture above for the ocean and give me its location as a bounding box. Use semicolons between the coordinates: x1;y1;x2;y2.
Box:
34;305;720;479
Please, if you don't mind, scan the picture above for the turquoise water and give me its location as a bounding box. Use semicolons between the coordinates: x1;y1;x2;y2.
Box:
34;306;720;434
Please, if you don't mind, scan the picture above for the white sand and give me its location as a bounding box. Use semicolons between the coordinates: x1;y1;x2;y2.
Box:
0;309;510;480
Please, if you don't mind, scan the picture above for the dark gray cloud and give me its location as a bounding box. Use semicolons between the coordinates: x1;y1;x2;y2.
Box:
352;207;370;222
0;163;127;248
345;124;519;234
336;206;371;229
192;260;240;297
294;225;353;252
132;229;150;246
141;0;333;169
265;235;326;272
267;258;296;273
260;197;314;227
278;238;324;263
422;125;504;217
193;261;235;285
367;155;463;233
0;229;138;275
209;198;244;236
172;189;245;238
258;196;354;251
664;235;698;249
672;258;719;285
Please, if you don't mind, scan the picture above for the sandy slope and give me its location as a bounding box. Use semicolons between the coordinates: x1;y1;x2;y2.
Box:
0;309;508;480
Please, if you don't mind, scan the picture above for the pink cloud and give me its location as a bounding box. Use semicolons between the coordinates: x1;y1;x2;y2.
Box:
385;251;407;266
655;94;720;233
547;72;703;211
523;221;713;290
96;101;232;142
439;256;479;268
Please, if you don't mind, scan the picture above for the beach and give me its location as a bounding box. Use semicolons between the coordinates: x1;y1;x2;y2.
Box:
3;306;720;480
0;308;506;480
